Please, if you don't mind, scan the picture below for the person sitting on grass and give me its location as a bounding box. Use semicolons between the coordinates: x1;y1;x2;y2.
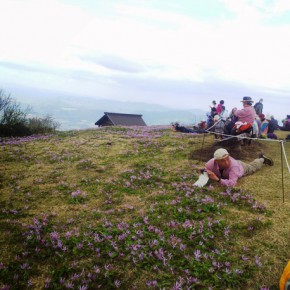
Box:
231;96;256;135
204;148;273;187
223;108;238;136
268;115;279;133
206;107;218;129
280;115;290;131
259;113;269;138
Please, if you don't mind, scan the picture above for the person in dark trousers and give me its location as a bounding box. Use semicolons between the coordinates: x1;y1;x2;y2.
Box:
223;109;238;136
206;107;218;129
268;116;279;133
280;115;290;131
172;123;206;133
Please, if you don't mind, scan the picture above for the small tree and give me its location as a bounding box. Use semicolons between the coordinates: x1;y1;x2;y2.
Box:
0;90;60;137
0;90;12;111
0;90;30;125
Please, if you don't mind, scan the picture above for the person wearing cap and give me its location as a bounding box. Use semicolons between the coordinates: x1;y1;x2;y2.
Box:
230;96;256;135
254;98;263;115
233;96;256;125
204;148;273;187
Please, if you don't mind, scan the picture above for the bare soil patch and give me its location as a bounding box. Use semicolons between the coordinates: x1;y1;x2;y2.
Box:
189;139;267;162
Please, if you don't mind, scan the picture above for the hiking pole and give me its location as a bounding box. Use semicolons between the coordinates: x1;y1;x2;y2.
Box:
280;141;285;203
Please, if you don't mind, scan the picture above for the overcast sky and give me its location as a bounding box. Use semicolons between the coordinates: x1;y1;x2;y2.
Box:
1;0;290;121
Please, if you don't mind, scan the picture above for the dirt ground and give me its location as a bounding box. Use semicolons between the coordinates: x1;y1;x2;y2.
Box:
189;138;267;162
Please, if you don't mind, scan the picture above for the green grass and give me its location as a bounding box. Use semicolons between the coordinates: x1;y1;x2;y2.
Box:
0;126;290;289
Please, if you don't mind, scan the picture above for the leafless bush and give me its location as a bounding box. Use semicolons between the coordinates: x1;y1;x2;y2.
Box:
27;115;60;134
0;90;60;137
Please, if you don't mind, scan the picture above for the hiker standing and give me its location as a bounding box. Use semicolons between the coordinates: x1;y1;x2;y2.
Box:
254;98;263;115
210;100;217;109
213;106;229;139
216;100;225;115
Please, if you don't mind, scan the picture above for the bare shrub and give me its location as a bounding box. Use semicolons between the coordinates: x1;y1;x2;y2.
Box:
0;89;60;137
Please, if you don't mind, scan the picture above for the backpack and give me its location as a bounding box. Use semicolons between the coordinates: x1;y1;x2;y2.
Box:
233;122;253;134
280;261;290;290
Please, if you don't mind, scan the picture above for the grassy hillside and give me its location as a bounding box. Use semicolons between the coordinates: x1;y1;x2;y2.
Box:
1;127;290;289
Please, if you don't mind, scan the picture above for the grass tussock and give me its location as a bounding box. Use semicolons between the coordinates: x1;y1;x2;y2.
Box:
0;126;290;290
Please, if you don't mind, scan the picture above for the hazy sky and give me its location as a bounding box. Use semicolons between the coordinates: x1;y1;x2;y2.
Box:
1;0;290;120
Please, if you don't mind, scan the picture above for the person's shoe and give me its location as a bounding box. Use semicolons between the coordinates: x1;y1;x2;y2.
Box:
259;153;274;166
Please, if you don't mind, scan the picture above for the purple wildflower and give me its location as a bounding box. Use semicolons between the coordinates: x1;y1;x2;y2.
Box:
50;231;59;240
255;256;262;267
0;262;6;270
146;280;158;287
194;250;202;261
65;281;74;289
20;263;30;270
114;280;121;288
241;255;248;261
171;280;183;290
105;264;112;271
224;226;230;238
93;265;100;273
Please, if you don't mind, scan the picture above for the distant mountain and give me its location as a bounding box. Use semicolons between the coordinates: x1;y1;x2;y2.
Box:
13;91;207;130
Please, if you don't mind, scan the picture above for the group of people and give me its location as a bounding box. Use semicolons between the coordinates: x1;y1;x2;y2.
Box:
170;97;279;188
172;96;288;139
206;97;281;140
206;100;228;130
192;102;290;290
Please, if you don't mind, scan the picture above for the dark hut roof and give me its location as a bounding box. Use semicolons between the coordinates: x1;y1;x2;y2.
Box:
95;112;147;127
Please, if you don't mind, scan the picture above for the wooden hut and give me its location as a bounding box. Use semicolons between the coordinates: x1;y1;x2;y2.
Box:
95;112;147;127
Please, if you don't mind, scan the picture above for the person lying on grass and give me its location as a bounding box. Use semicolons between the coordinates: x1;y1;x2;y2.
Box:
171;122;206;134
204;148;273;187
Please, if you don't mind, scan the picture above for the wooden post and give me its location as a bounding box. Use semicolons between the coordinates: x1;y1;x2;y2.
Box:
281;141;285;203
